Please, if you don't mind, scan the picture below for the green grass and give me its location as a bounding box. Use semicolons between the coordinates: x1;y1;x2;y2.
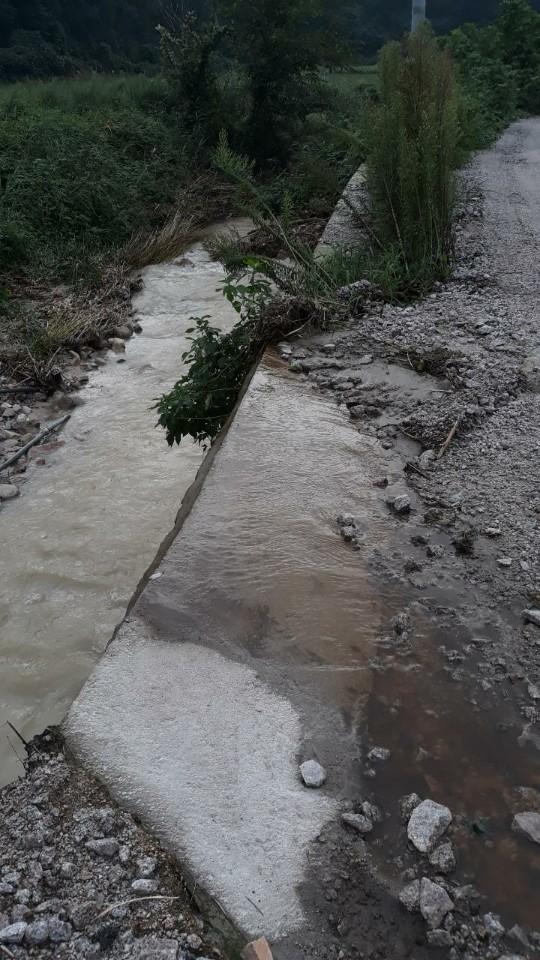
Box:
0;74;190;283
324;66;378;95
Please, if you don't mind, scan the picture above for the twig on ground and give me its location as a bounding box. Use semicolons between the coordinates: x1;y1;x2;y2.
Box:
5;720;29;748
405;460;429;479
96;896;181;921
0;945;16;959
437;418;460;459
0;415;70;473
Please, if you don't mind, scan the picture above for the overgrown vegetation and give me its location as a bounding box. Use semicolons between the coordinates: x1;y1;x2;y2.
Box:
449;0;540;148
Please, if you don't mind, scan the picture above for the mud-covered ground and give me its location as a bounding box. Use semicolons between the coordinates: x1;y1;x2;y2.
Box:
279;119;540;958
0;731;225;960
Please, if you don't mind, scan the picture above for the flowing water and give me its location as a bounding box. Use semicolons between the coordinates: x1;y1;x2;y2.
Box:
0;227;243;787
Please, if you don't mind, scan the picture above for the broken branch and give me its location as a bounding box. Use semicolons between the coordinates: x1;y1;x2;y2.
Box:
0;414;70;473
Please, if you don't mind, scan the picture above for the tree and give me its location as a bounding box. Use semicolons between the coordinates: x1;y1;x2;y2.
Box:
216;0;341;166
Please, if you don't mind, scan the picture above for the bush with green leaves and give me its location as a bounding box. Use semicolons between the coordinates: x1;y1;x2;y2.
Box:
156;274;272;447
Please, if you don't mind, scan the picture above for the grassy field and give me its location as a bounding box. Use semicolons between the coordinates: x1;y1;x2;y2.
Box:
0;74;188;283
324;65;378;96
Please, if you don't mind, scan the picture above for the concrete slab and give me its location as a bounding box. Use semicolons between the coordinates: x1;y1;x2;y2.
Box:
65;353;410;955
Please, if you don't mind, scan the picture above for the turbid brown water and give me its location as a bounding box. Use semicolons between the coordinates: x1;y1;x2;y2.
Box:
0;229;244;786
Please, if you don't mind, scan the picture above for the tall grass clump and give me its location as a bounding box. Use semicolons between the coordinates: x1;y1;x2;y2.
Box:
364;24;459;294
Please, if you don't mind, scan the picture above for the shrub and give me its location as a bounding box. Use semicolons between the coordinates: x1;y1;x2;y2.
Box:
364;24;459;294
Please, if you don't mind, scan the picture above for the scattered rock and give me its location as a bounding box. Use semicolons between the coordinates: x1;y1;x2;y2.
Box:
85;837;120;857
300;759;327;788
399;880;420;913
419;877;454;929
483;913;505;939
132;937;180;959
341;812;373;835
131;878;158;894
0;483;19;501
109;338;126;353
367;746;391;762
407;799;453;853
428;841;456;874
426;929;453;947
387;494;412;516
0;921;28;943
25;920;49;945
400;793;421;822
511;811;540;844
523;609;540;628
48;918;72;942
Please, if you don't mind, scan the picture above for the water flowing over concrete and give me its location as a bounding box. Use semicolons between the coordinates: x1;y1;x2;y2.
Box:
0;232;242;786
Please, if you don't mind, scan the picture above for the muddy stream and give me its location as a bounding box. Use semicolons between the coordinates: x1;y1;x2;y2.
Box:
0;223;539;937
0;227;244;787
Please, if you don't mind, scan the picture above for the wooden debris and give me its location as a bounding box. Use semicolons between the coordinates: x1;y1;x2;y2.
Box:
0;414;70;474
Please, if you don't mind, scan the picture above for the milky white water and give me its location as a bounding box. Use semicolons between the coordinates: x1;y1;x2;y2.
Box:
0;231;241;785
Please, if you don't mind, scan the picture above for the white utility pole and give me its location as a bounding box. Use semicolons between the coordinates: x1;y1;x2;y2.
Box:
411;0;426;31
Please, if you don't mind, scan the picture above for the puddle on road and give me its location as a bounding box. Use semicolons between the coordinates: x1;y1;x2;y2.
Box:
0;226;244;786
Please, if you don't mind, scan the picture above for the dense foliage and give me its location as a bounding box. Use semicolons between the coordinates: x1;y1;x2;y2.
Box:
0;75;186;279
450;0;540;147
0;0;163;81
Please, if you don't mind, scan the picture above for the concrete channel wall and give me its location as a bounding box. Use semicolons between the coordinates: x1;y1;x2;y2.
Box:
65;176;380;960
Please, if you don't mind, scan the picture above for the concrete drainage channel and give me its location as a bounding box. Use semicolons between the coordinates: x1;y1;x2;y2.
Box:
64;162;540;960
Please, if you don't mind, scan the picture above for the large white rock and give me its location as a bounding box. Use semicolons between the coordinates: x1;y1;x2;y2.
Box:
407;799;452;853
512;811;540;844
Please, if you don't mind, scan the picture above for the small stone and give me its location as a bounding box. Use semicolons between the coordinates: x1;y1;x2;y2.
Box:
0;883;14;895
429;842;456;874
399;880;420;912
341;525;356;542
186;933;203;950
507;924;530;949
48;919;72;942
408;799;452;853
427;930;453;947
523;609;540;627
367;746;390;762
337;513;355;527
136;856;157;878
528;683;540;700
0;922;28;944
114;325;133;339
387;494;411;515
497;557;512;568
300;759;327;788
0;484;19;501
400;793;421;821
59;861;75;878
241;937;274;960
419;878;454;929
427;544;444;559
483;913;505;939
512;811;540;844
109;338;126;353
485;526;502;537
361;800;382;822
133;937;180;959
341;812;373;835
25;920;49;945
129;879;157;895
85;838;119;857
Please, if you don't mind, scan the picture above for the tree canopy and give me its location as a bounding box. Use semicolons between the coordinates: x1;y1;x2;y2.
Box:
2;0;540;81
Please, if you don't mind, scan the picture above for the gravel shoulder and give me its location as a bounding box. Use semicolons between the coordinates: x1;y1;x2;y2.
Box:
0;730;225;960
